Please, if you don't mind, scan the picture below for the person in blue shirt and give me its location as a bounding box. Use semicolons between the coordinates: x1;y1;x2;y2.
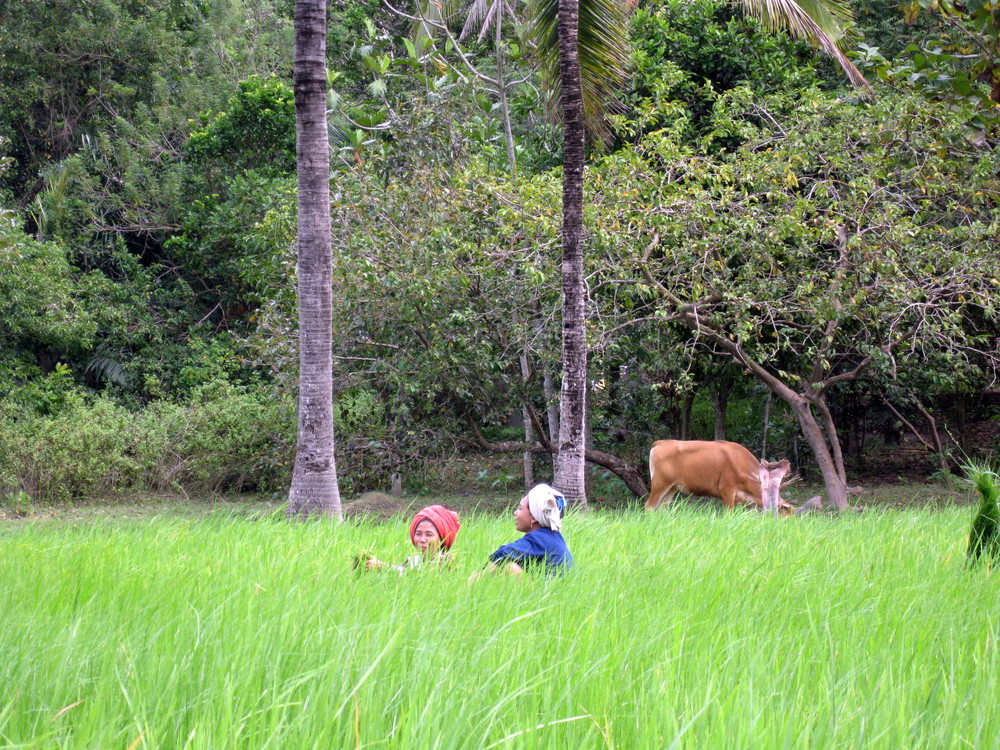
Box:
480;484;573;576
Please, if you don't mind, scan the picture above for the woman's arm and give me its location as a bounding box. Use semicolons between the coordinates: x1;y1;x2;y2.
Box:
358;556;408;573
468;561;524;583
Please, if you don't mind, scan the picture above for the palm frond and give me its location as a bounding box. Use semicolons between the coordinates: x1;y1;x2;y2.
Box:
328;122;350;147
965;462;1000;567
529;0;630;145
460;0;502;41
461;0;491;38
411;0;465;46
739;0;872;92
84;355;128;387
790;0;857;40
479;0;503;43
528;0;558;84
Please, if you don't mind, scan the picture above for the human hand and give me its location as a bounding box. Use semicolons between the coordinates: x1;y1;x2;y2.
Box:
352;549;378;571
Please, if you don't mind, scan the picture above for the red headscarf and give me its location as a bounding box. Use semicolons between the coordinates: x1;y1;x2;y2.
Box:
409;505;461;550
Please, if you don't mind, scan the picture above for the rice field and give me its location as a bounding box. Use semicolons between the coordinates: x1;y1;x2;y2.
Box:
1;505;998;749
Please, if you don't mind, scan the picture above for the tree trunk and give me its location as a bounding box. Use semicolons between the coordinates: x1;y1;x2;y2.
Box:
468;415;650;499
585;447;648;498
520;353;534;489
815;396;847;484
679;389;695;440
956;392;968;452
496;17;517;173
760;390;771;457
914;401;950;475
553;0;588;507
791;398;849;510
884;397;952;475
711;374;731;441
584;379;594;503
287;0;342;519
522;406;535;489
543;368;559;475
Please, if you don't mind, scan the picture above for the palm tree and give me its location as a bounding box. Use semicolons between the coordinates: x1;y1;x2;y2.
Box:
530;0;871;506
523;0;628;506
288;0;343;518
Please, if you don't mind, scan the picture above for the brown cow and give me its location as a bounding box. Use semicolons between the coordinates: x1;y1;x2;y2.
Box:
645;439;791;511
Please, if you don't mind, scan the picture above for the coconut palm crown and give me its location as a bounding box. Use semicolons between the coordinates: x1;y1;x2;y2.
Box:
528;0;872;145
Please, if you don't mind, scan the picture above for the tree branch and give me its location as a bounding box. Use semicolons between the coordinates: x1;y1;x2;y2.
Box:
464;413;648;497
384;0;499;86
526;401;555;451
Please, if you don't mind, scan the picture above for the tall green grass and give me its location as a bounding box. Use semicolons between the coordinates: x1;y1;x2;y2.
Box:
1;508;998;748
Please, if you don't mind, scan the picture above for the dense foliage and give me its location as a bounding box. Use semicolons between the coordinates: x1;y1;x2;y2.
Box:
1;0;998;502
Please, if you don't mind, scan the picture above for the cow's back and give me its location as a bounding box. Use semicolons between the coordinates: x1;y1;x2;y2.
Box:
649;439;759;498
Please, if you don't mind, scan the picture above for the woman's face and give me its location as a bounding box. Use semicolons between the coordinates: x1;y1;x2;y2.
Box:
514;496;537;533
412;519;441;554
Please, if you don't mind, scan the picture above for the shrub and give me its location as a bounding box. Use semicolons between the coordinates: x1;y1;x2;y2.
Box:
966;463;1000;567
0;381;297;501
0;378;466;502
134;380;296;494
0;396;136;502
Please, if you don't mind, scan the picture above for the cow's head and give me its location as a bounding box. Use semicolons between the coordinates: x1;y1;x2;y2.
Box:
759;459;792;514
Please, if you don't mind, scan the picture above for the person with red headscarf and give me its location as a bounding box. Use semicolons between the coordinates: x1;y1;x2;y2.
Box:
361;505;461;572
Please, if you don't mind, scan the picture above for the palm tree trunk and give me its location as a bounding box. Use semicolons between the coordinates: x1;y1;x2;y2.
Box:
553;0;588;507
544;368;559;474
520;353;534;489
288;0;342;519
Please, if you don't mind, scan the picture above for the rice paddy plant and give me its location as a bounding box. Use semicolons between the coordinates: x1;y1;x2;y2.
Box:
1;506;998;748
965;463;1000;567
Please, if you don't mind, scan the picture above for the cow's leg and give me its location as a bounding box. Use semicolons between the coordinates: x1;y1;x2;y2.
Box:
721;487;739;511
645;480;678;511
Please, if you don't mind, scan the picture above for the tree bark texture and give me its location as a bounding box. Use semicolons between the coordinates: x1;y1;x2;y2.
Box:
554;0;588;507
543;369;559;473
288;0;342;519
791;397;849;510
679;390;694;440
520;353;534;490
815;397;848;484
913;400;950;474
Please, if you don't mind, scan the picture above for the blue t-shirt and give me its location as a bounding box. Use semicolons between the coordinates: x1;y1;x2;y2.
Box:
488;528;573;573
